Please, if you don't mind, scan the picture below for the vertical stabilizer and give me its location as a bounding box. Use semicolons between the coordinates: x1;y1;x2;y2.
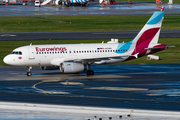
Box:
130;11;164;57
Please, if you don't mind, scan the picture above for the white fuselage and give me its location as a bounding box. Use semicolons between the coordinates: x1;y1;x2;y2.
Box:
3;42;132;67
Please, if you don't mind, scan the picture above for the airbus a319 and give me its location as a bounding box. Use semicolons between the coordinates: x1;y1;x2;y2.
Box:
3;11;168;76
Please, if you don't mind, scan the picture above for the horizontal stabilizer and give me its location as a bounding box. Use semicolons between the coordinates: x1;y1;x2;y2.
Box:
145;47;167;50
146;45;175;50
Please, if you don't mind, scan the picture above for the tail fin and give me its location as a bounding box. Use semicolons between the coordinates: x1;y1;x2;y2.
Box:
130;11;164;57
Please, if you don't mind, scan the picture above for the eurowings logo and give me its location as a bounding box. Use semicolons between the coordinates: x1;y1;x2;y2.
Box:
35;47;67;52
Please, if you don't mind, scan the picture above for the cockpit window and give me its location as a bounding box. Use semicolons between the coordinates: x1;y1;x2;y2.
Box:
11;51;22;55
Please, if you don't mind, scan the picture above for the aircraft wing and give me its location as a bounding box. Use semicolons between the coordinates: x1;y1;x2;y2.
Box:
50;53;140;66
63;54;135;65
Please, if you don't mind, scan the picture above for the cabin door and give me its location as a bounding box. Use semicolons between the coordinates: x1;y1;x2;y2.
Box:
29;47;35;59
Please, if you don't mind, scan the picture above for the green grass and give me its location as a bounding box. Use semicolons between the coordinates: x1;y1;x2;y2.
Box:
0;38;179;66
0;15;180;32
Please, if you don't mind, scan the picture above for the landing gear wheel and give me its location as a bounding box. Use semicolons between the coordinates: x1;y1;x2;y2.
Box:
27;72;32;76
27;66;32;76
86;70;94;75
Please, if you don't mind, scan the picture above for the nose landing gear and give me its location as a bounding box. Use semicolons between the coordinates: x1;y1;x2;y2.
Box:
27;66;32;76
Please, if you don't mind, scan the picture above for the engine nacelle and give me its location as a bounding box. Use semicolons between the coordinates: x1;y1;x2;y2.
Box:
42;66;59;70
60;62;87;73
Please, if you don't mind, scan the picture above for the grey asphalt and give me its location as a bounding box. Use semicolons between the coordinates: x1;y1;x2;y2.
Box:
0;63;180;111
0;30;180;40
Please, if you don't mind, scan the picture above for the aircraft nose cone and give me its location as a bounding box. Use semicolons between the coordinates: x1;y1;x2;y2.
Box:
3;55;10;65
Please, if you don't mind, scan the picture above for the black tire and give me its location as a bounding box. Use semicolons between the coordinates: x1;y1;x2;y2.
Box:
86;70;94;75
27;72;32;76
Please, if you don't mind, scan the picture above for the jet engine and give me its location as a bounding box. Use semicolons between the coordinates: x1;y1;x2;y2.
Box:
60;62;87;73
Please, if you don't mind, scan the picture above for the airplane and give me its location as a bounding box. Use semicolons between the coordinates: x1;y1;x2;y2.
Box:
3;11;168;76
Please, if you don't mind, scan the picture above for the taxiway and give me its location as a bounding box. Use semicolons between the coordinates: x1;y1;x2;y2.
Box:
0;30;180;40
0;64;180;111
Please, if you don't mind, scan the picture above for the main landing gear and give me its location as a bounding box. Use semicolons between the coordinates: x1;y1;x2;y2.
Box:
86;64;94;75
86;70;94;75
27;66;32;76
